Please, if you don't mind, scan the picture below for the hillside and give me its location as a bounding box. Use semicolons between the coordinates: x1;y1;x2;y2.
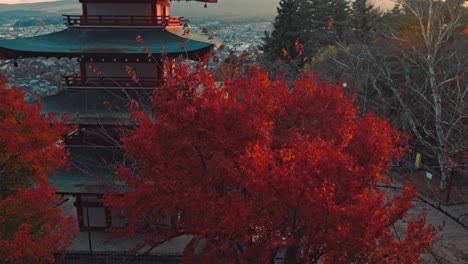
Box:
172;0;277;20
0;0;80;14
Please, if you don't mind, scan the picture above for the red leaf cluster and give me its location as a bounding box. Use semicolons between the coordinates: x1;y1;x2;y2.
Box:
105;65;435;263
135;35;144;45
0;182;76;263
463;27;468;36
0;76;77;262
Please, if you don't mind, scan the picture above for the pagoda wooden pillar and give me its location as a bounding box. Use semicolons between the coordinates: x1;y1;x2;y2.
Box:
82;0;88;25
80;60;87;81
75;194;84;230
151;0;157;25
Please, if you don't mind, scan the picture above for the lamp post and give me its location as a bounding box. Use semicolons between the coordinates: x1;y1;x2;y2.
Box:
86;205;94;264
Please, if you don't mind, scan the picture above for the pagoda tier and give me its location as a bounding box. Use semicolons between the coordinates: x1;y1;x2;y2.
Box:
49;146;124;195
0;28;213;60
63;0;217;27
62;14;183;27
48;145;127;231
39;89;153;126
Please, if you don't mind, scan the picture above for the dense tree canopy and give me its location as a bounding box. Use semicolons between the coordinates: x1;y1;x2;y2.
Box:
0;75;76;263
261;0;350;65
312;0;468;189
105;63;435;263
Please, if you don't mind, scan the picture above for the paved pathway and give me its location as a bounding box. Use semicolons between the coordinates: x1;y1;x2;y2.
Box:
388;178;468;263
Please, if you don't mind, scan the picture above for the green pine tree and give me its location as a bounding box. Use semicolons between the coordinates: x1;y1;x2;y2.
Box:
261;0;350;66
260;0;304;63
300;0;350;55
348;0;380;43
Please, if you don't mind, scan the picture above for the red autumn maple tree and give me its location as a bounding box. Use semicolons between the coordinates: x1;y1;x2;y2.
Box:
0;75;77;263
105;64;435;263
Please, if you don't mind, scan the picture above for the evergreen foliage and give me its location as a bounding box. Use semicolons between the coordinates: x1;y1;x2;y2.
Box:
348;0;378;43
300;0;349;49
261;0;350;68
260;0;304;63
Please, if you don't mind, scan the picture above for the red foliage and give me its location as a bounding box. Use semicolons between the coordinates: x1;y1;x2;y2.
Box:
463;27;468;36
105;64;435;263
294;40;303;57
135;35;144;45
0;181;77;263
282;48;291;60
0;75;77;262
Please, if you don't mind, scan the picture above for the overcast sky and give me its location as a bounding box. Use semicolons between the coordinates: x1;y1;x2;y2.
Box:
0;0;396;11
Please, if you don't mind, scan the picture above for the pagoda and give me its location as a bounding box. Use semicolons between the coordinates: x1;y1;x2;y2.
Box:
0;0;217;258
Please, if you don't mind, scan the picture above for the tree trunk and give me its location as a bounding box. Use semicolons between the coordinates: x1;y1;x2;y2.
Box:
283;246;298;264
428;62;448;190
437;151;448;189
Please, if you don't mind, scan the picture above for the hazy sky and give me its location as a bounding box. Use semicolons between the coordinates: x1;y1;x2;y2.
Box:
0;0;396;11
0;0;59;3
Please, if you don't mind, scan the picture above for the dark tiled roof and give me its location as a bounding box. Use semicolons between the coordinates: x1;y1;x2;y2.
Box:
0;28;213;59
49;146;124;194
40;89;153;125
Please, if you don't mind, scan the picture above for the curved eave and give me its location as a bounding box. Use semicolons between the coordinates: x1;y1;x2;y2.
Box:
39;89;153;125
0;28;214;60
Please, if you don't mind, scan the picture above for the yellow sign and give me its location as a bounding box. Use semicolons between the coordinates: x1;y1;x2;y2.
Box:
415;152;422;168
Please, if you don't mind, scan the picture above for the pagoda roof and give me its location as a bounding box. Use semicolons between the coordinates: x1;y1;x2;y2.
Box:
0;28;214;60
40;89;153;125
49;146;124;194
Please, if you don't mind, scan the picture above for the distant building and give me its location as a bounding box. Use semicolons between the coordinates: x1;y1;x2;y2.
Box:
0;0;217;262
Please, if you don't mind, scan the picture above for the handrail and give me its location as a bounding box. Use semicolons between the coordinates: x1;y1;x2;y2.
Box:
63;75;161;88
63;14;182;27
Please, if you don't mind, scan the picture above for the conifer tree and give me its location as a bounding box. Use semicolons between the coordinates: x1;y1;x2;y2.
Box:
261;0;349;66
349;0;378;43
300;0;349;54
260;0;304;63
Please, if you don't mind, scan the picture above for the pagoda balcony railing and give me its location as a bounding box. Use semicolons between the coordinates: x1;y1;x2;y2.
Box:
63;14;182;27
63;76;161;89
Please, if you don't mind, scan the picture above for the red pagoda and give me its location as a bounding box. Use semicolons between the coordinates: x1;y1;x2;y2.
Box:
0;0;217;260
